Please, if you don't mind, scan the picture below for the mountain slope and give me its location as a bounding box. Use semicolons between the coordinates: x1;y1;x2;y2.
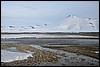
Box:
1;15;99;32
56;15;99;32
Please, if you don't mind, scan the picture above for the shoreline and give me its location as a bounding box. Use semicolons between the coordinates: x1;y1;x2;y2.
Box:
1;33;99;66
1;44;99;66
42;44;99;59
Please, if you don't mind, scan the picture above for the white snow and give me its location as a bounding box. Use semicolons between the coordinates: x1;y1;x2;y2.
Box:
91;51;99;54
1;34;99;39
94;51;99;54
1;15;99;32
1;49;33;62
57;15;99;32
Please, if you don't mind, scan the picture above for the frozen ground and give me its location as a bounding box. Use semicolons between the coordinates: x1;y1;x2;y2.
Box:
1;45;99;66
31;45;99;66
1;32;99;66
1;47;33;62
1;34;99;39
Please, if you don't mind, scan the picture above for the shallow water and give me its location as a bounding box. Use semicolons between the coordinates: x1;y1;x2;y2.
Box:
1;34;99;46
1;38;99;46
1;41;20;44
1;34;99;66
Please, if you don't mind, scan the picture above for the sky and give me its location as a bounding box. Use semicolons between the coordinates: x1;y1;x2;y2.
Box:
1;1;99;26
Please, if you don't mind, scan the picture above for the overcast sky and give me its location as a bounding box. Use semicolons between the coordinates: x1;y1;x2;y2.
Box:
1;1;99;26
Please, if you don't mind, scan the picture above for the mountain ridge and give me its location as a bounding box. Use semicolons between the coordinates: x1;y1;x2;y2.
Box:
1;15;99;32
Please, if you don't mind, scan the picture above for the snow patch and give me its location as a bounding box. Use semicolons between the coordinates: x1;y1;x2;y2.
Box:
1;50;33;62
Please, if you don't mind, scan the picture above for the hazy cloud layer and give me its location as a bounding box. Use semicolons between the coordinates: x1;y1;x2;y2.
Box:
1;1;99;26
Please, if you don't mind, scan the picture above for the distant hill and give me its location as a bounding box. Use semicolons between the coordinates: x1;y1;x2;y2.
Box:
1;15;99;33
57;15;99;32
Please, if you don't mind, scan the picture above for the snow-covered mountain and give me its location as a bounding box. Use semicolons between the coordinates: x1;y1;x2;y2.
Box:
1;24;49;32
57;15;99;32
1;15;99;33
